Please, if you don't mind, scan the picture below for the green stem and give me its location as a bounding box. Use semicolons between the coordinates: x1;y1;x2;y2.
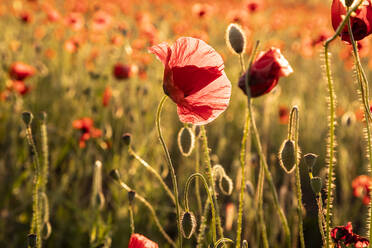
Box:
195;136;203;216
196;199;210;247
128;147;176;205
346;11;372;245
156;95;182;248
200;125;225;240
184;173;216;243
236;109;250;248
257;164;269;248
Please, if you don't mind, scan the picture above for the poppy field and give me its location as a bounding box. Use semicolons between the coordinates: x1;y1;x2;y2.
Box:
3;0;372;247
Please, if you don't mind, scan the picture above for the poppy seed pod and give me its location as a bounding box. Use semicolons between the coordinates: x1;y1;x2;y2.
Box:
226;23;246;54
109;169;121;182
279;139;296;173
310;177;322;194
303;153;318;172
180;211;197;239
128;190;136;204
22;111;33;126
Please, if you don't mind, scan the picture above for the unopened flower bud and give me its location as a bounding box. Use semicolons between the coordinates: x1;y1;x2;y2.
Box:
303;153;318;172
122;133;132;146
177;127;195;157
279;139;296;173
310;177;322;194
128;190;136;204
226;23;246;55
109;169;121;182
22;111;33;126
180;211;197;239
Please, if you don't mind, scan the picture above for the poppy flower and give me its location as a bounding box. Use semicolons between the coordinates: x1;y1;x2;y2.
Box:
102;86;112;107
331;222;369;248
278;105;289;124
149;37;231;125
238;47;293;97
72;117;102;148
128;233;158;248
352;175;372;205
331;0;372;43
9;62;35;81
113;63;131;80
10;80;30;96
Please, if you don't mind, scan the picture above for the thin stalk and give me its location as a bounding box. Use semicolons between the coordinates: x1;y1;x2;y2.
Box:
236;109;250;248
322;2;363;245
347;12;372;244
257;164;269;248
195;136;203;216
196;199;210;247
310;172;326;246
200;125;225;240
128;147;176;205
129;203;135;234
184;173;217;243
156;95;182;248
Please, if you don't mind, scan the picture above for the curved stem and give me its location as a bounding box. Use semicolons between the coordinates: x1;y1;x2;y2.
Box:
184;173;217;243
200;125;225;240
156;95;182;248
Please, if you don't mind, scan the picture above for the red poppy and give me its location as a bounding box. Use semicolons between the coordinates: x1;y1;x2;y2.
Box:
238;47;293;97
352;175;372;205
128;233;158;248
72;117;102;148
278;105;289;124
11;80;30;96
9;62;35;81
65;12;85;31
331;0;372;43
149;37;231;125
113;63;131;80
102;86;112;107
331;222;369;248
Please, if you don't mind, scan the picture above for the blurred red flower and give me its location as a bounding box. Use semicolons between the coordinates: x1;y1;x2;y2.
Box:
238;47;293;97
65;12;85;31
128;233;158;248
102;86;112;107
9;62;35;81
352;175;372;205
278;105;289;124
113;63;131;80
72;117;102;148
149;37;231;125
331;222;369;248
10;80;30;96
331;0;372;43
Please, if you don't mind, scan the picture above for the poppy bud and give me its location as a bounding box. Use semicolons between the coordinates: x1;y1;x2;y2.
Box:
128;190;136;204
39;111;47;122
310;177;322;194
180;211;197;239
245;180;255;198
22;111;33;126
27;234;37;248
226;23;246;54
303;153;318;172
113;62;131;80
279;139;296;173
177;126;195;157
109;169;121;182
122;133;132;146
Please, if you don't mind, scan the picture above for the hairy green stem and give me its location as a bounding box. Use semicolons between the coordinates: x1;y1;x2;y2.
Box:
194;136;203;216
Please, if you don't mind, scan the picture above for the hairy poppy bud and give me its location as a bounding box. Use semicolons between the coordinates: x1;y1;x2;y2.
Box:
279;139;296;173
303;153;318;172
310;177;322;194
177;126;195;157
27;234;37;248
22;111;33;126
128;190;136;204
109;169;121;182
122;133;132;146
180;211;197;239
226;23;246;54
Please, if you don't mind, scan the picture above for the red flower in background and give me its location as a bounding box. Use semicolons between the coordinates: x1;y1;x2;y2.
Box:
102;86;112;107
238;47;293;97
72;117;102;148
278;105;289;124
331;222;369;248
352;175;372;205
113;63;131;80
149;37;231;125
9;62;35;81
10;80;30;96
128;233;158;248
331;0;372;43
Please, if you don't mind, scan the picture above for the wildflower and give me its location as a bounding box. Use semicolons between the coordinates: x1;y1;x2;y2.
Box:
9;62;35;81
72;117;102;148
65;12;85;31
113;63;131;80
102;86;112;107
352;175;372;205
278;105;289;124
238;47;293;97
149;37;231;125
331;0;372;43
331;222;369;248
10;80;30;96
128;233;158;248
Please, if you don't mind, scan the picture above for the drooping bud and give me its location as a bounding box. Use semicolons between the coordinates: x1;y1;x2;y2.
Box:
219;174;234;195
226;23;246;55
310;177;322;194
122;133;132;146
22;111;33;126
128;190;136;205
27;234;37;248
303;153;318;172
279;139;296;173
177;126;195;157
109;169;121;182
180;211;197;239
